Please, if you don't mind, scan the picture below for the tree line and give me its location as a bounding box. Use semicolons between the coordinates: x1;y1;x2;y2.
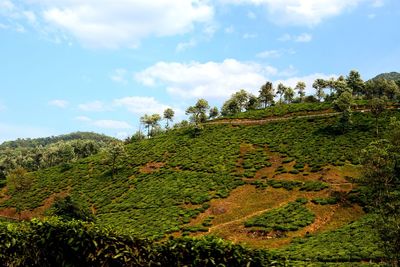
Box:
128;70;400;140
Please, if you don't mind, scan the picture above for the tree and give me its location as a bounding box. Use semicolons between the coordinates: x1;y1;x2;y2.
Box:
295;81;306;102
7;167;33;193
106;142;125;178
331;75;348;96
140;114;161;138
361;134;400;265
128;131;146;142
313;79;327;102
365;78;400;100
140;114;152;138
232;89;250;112
259;82;275;108
333;91;354;133
221;90;255;116
370;97;386;137
163;108;175;129
209;106;219;119
186;99;210;126
7;167;33;218
276;83;287;103
346;70;365;96
49;195;95;222
283;87;295;104
246;94;259;110
221;99;240;116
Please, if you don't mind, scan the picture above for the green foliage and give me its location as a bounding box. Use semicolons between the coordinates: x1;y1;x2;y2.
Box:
218;102;332;120
242;147;271;177
0;134;114;174
4;110;399;239
48;195;95;222
311;197;339;205
277;215;385;262
0;218;283;267
371;72;400;82
256;180;329;192
245;199;315;232
360;122;400;264
0;132;116;150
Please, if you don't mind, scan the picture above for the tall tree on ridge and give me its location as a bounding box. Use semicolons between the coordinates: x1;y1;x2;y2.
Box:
295;81;306;102
259;81;275;108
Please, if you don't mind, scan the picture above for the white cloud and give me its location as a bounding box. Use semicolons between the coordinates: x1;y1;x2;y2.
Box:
78;100;108;112
135;59;278;99
110;68;128;84
36;0;214;48
74;115;132;129
225;25;235;33
220;0;364;26
49;99;69;108
295;33;312;42
0;0;15;14
176;39;197;52
113;96;175;115
273;73;338;96
0;23;9;29
92;120;132;129
202;23;218;38
278;33;312;43
256;50;282;58
75;116;91;122
243;33;257;39
371;0;384;8
247;11;256;19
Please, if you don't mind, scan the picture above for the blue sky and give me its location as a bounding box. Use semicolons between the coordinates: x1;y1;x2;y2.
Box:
0;0;399;142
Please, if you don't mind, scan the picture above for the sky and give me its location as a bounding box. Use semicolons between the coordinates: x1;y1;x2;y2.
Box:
0;0;399;142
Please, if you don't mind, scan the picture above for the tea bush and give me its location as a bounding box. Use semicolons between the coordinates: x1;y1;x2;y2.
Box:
245;199;315;232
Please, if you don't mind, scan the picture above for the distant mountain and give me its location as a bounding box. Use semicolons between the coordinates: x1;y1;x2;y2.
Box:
0;131;117;149
370;72;400;82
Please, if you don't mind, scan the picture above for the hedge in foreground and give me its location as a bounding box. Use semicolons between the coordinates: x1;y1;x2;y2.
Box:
0;218;282;267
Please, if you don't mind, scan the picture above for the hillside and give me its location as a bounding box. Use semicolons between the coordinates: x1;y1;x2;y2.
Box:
0;131;117;149
0;132;119;181
371;71;400;82
1;105;398;265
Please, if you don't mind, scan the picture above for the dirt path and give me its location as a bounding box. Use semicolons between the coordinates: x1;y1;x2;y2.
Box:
208;200;292;232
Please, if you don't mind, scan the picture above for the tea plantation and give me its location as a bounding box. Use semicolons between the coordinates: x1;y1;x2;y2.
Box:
1;107;399;265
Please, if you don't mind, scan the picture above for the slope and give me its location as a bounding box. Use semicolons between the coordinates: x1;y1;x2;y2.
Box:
0;106;397;263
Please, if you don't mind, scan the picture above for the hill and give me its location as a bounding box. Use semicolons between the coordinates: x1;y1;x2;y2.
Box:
0;103;400;266
0;131;117;149
0;132;118;182
371;71;400;82
1;104;398;265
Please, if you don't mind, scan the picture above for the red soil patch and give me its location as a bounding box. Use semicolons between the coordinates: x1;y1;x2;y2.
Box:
139;162;165;174
0;191;69;220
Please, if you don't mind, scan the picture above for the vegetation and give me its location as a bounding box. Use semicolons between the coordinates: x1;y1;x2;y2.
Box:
0;132;116;177
0;218;283;267
276;215;384;262
1;70;400;265
360;118;400;265
245;198;315;232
